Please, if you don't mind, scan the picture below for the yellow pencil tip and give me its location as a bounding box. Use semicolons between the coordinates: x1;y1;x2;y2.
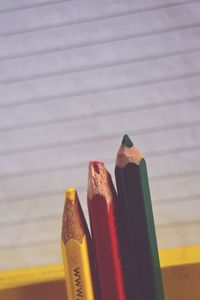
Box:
65;188;76;203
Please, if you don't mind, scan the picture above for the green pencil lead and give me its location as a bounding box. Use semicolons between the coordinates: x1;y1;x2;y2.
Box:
122;134;133;148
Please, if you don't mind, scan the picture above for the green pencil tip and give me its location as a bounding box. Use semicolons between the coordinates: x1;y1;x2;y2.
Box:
122;134;133;148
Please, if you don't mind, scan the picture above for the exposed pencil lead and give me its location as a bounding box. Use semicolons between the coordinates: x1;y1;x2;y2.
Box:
122;134;133;148
65;187;76;203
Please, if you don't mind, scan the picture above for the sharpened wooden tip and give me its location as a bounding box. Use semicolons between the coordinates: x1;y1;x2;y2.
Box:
116;137;143;168
88;161;113;204
65;187;76;203
62;188;85;244
90;160;102;174
122;134;133;148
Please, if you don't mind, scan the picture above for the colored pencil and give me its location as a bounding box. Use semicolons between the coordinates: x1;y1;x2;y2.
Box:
87;161;126;300
115;135;165;300
61;188;96;300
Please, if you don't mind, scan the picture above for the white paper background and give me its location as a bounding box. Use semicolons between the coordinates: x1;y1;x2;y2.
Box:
0;0;200;270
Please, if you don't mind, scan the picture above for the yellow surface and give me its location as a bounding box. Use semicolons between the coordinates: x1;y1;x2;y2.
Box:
65;188;76;203
160;243;200;266
0;244;199;300
0;264;64;290
61;237;95;300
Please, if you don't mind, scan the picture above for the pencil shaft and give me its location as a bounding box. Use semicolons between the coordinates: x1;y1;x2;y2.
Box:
87;161;125;300
139;159;165;300
115;159;164;300
115;167;137;299
88;195;125;300
61;188;96;300
61;237;95;300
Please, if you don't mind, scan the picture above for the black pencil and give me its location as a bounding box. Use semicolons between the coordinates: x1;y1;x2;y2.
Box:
115;135;165;300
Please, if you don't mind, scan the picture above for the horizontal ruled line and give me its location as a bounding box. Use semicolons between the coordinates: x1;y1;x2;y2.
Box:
157;219;200;229
0;1;196;38
1;194;200;227
0;187;85;204
0;156;200;182
0;0;70;14
0;94;199;133
0;47;199;87
1;219;200;251
146;144;200;158
151;169;200;181
0;119;200;157
0;215;60;228
0;239;59;251
154;193;200;205
0;165;200;203
0;159;87;180
1;21;200;63
0;68;200;110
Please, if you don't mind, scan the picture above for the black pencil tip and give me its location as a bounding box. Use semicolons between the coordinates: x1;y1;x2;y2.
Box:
122;134;133;148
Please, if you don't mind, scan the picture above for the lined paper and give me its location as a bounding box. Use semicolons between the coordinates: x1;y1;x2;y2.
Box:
0;0;200;270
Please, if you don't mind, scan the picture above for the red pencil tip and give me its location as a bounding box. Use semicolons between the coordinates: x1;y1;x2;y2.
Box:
89;160;102;174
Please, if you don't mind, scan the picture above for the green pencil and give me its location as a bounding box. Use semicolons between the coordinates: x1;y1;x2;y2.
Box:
115;135;165;300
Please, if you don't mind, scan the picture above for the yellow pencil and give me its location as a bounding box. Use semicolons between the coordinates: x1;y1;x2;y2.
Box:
61;188;96;300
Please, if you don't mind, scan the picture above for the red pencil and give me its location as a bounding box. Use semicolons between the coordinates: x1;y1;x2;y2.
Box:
87;161;125;300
